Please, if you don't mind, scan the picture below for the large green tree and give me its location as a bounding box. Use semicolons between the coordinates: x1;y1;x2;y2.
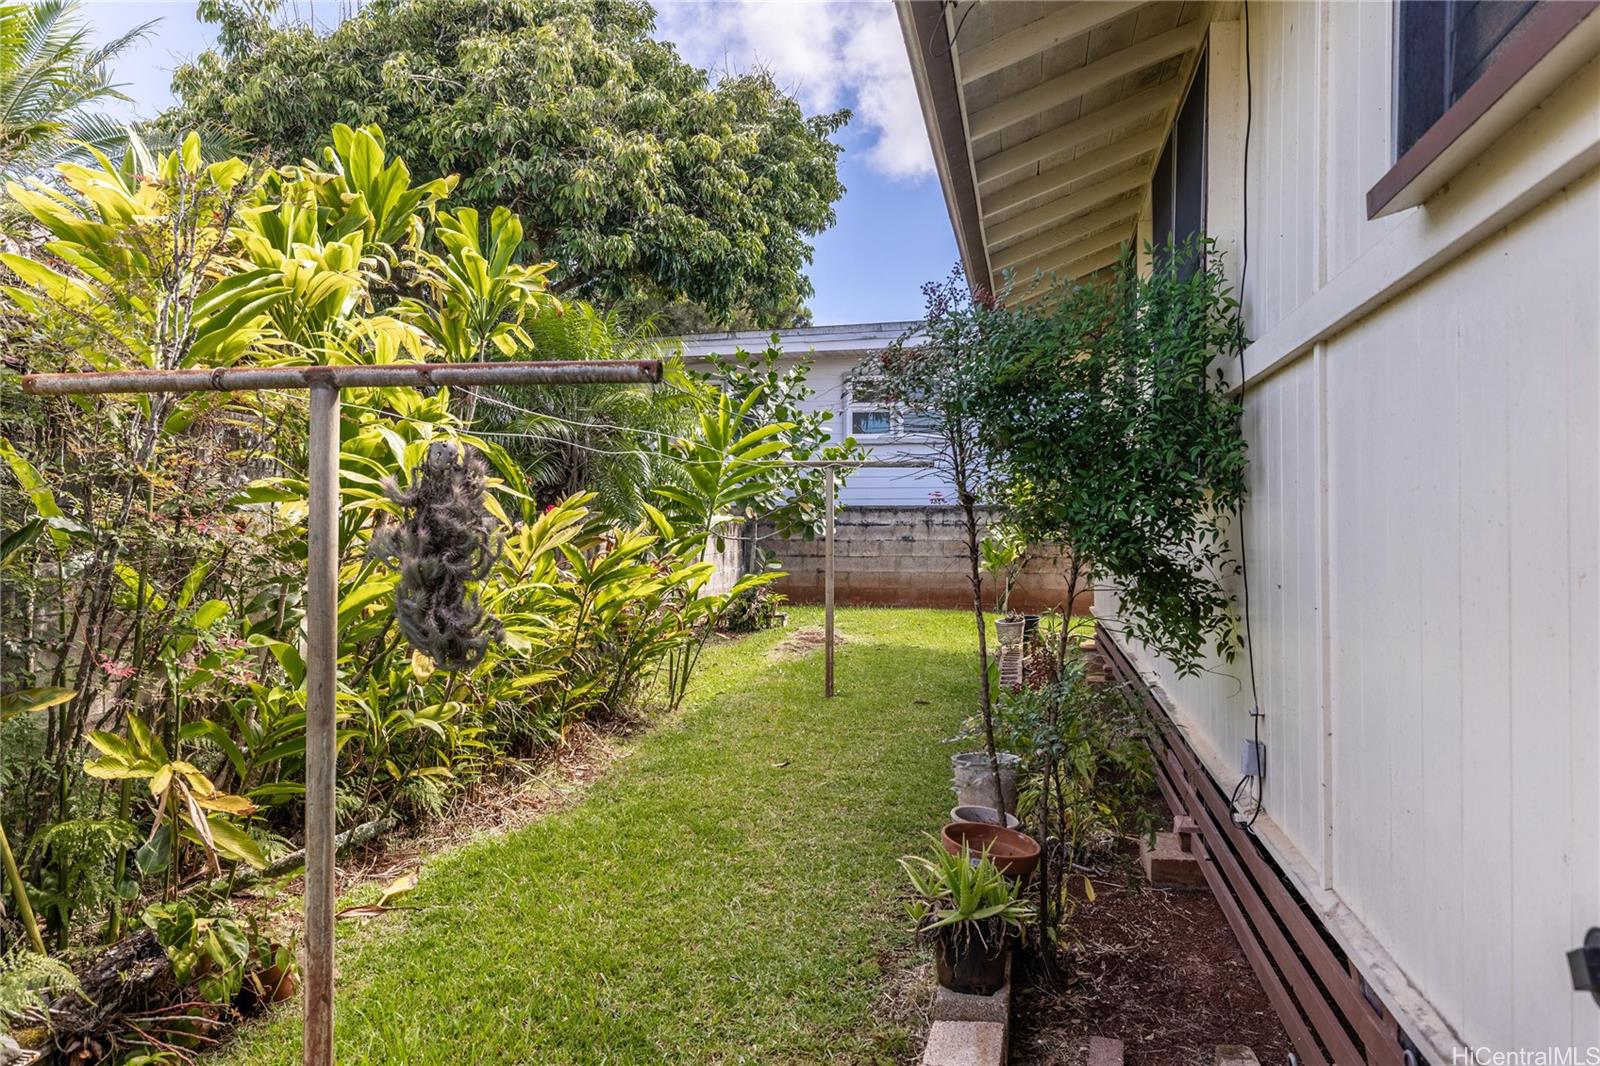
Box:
162;0;846;328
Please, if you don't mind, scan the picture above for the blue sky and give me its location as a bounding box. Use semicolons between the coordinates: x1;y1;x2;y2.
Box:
81;0;955;325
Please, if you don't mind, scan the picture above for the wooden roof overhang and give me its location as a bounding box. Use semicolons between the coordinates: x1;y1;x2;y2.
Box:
898;1;1218;306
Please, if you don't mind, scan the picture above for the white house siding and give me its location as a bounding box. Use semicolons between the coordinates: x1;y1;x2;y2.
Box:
1100;9;1600;1058
666;325;961;506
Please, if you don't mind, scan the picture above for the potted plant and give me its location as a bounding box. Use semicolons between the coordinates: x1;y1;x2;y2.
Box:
901;840;1033;995
981;528;1029;647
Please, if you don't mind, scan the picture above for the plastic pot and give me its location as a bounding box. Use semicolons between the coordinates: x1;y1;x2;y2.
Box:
940;820;1041;881
933;928;1008;995
951;751;1019;814
1022;614;1041;642
949;805;1021;830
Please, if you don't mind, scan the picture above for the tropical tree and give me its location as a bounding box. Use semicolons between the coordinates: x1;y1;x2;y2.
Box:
162;0;847;329
0;0;151;181
851;271;1005;809
969;237;1249;675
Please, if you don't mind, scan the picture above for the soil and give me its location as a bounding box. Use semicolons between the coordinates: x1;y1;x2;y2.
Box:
1010;860;1293;1066
767;624;848;660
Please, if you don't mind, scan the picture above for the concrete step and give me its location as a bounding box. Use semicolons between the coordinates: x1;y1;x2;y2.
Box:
1215;1047;1261;1066
922;1020;1006;1066
1139;830;1207;888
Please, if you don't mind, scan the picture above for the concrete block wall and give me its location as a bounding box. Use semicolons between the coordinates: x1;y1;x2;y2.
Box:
757;507;1089;613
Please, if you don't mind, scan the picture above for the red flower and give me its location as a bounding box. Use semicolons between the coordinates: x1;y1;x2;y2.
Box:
96;653;135;680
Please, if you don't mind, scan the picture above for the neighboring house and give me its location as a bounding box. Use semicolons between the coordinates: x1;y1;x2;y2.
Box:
665;323;1077;610
901;1;1599;1063
670;321;948;506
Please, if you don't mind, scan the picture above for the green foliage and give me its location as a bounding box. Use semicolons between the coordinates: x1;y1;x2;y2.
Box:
471;303;695;521
718;585;782;634
900;838;1032;942
215;607;974;1063
971;236;1249;674
141;899;252;1004
25;817;135;943
0;946;82;1021
0;0;152;180
695;341;864;546
0;119;818;997
163;0;846;327
979;525;1027;617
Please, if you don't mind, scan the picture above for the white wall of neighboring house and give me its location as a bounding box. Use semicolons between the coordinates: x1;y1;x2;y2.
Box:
1100;7;1600;1057
666;322;958;506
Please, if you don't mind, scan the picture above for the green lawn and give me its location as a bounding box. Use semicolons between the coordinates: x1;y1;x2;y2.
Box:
219;607;978;1065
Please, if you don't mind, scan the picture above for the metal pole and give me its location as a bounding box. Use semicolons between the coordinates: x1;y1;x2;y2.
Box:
824;464;835;699
303;382;339;1066
19;359;662;396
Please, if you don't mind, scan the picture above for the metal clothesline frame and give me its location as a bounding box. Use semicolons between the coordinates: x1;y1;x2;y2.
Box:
785;459;934;697
20;360;663;1066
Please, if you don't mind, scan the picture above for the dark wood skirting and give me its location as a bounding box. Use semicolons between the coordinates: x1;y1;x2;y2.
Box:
1366;0;1600;219
1096;629;1415;1066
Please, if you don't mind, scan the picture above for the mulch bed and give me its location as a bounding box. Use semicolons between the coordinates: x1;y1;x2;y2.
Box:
1010;861;1293;1065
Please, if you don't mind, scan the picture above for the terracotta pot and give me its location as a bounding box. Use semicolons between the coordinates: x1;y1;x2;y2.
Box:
258;963;297;1003
933;928;1008;995
940;820;1041;881
949;804;1021;830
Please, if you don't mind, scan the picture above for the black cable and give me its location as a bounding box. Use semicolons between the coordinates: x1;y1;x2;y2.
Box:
929;0;977;61
1232;0;1264;831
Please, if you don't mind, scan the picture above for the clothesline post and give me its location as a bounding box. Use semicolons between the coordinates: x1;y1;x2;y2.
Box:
789;458;933;698
20;360;661;1066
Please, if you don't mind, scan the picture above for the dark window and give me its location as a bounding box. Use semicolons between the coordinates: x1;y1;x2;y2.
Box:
1395;1;1544;157
1151;51;1207;277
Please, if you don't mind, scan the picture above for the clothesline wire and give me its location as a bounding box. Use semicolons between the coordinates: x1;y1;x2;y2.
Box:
337;396;943;477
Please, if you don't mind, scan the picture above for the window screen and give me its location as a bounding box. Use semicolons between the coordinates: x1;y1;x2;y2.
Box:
1395;1;1544;157
1151;51;1207;278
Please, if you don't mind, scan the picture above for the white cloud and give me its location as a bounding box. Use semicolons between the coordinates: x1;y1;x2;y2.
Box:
652;1;935;181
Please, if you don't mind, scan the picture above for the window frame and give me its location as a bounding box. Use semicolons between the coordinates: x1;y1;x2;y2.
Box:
1368;0;1598;218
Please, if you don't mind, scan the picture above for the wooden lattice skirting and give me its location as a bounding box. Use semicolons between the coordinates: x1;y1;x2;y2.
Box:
1095;629;1419;1066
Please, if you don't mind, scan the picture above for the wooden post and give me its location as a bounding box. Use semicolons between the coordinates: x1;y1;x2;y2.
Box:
18;360;663;1066
824;464;836;698
303;382;339;1066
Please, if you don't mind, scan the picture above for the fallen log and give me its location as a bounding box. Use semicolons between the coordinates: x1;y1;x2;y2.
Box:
203;814;399;894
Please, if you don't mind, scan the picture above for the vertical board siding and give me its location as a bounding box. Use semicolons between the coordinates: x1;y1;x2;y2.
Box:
1242;1;1321;339
1324;0;1405;278
1113;357;1327;876
1107;3;1600;1050
1326;172;1600;1050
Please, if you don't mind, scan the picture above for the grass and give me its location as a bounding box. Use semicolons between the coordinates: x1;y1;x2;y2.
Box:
219;607;982;1065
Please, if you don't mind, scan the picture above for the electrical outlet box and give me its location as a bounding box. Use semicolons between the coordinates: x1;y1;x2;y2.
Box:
1241;739;1266;778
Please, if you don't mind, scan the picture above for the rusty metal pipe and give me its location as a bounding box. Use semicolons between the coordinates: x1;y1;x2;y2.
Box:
19;360;663;396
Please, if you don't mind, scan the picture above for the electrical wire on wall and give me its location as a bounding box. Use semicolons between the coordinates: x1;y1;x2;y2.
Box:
1229;0;1266;832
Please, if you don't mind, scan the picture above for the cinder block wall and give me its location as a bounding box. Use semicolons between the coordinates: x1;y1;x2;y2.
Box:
757;507;1089;613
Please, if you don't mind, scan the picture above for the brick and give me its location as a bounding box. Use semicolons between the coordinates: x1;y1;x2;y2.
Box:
1214;1047;1260;1066
1087;1036;1125;1066
1140;831;1207;887
922;1021;1006;1066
